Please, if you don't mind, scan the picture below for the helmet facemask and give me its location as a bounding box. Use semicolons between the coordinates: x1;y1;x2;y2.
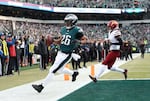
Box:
107;20;119;31
64;14;78;29
65;20;73;29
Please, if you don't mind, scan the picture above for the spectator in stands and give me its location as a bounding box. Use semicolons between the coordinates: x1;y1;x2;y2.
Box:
20;36;26;67
38;35;48;70
123;41;130;61
0;42;6;76
127;41;133;60
49;42;59;65
15;39;21;74
28;41;34;67
6;33;17;74
96;40;102;62
139;38;145;58
80;43;89;68
0;32;9;76
103;39;110;60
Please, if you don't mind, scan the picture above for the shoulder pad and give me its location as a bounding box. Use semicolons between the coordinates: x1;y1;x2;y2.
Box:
113;30;121;36
76;27;83;33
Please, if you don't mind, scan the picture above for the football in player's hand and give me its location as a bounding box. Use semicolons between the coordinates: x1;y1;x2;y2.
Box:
46;34;53;46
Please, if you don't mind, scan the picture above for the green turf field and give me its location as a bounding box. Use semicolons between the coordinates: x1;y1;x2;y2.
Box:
101;53;150;80
58;53;150;101
58;80;150;101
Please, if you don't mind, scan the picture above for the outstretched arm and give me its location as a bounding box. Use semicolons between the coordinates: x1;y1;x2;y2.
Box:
115;35;123;45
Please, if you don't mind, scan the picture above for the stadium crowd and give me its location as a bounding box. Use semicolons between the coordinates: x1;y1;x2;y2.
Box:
0;20;149;76
11;0;150;9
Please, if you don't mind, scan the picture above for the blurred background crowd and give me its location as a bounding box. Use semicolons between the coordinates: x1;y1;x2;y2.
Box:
0;20;149;76
11;0;150;9
0;0;149;77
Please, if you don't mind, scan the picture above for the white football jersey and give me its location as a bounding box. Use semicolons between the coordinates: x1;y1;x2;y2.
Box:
108;29;121;50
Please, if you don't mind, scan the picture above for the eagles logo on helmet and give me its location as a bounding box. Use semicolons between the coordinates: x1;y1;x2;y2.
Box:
107;20;119;30
64;14;78;29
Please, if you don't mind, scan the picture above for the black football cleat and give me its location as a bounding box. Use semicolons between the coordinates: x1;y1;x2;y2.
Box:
72;72;79;82
32;84;44;93
89;75;97;83
123;69;128;80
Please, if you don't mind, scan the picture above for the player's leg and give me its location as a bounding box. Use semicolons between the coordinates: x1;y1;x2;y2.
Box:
89;64;107;83
32;51;72;93
110;66;128;80
89;52;114;82
58;60;79;82
58;67;79;82
43;51;72;84
108;51;128;79
89;51;121;82
50;53;79;82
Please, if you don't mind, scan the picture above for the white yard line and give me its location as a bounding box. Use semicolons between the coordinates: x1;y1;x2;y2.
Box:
0;54;140;101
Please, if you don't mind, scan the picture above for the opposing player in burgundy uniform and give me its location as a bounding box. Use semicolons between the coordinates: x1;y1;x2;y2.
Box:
89;20;128;82
32;14;87;93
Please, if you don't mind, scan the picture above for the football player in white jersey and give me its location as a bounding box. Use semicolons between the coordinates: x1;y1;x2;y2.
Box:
89;20;128;82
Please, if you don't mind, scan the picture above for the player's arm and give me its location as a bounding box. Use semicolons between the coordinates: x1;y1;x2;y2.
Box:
76;27;88;44
75;33;88;44
115;35;123;45
112;30;123;45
